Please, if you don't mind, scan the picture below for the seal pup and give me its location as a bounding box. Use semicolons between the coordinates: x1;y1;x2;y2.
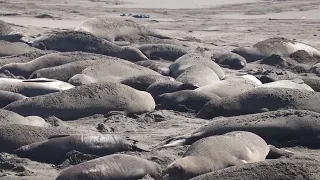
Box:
156;110;320;149
56;154;161;180
135;60;172;76
121;74;174;91
232;37;320;62
0;90;27;108
146;81;199;98
75;16;170;43
0;109;48;127
0;20;24;42
5;82;155;120
176;65;220;87
0;78;74;97
0;52;108;78
165;131;291;179
169;53;225;79
32;30;148;62
0;40;38;57
137;44;188;61
258;79;314;91
211;51;247;69
15;134;148;164
196;87;320;119
195;74;262;98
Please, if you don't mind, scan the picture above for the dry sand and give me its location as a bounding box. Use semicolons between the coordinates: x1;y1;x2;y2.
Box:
0;0;320;179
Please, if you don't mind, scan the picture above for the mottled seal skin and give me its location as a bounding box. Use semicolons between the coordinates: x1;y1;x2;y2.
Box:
32;30;148;62
56;154;162;180
195;74;261;98
0;90;27;108
258;79;314;91
0;78;74;97
30;60;95;81
176;65;220;87
120;74;174;91
0;50;55;66
137;44;188;61
135;60;172;76
211;52;247;69
196;87;320;119
75;16;170;42
0;40;38;57
68;57;160;86
0;109;48;127
165;131;278;180
15;134;148;164
5;82;155;120
146;81;199;98
156;90;221;112
232;37;320;62
190;153;320;180
0;124;78;153
0;52;107;78
0;20;24;42
158;110;320;149
169;53;225;79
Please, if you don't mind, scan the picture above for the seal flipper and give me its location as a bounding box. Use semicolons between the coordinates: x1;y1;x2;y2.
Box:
267;145;294;159
132;143;151;152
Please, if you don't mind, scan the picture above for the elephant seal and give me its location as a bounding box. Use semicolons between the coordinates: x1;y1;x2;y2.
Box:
121;74;174;91
157;110;320;149
258;79;314;91
0;40;38;57
156;90;221;112
146;81;199;98
176;65;220;87
68;57;160;86
169;53;225;79
165;131;289;179
195;74;261;98
0;52;108;78
56;154;161;180
116;34;180;45
0;20;24;42
15;134;148;164
135;60;172;76
0;124;78;153
137;44;188;61
0;78;74;97
211;52;247;69
0;90;27;107
232;37;320;62
0;109;48;127
196;87;320;119
32;30;148;62
5;82;155;120
30;60;95;81
0;50;55;66
191;153;320;180
75;16;170;42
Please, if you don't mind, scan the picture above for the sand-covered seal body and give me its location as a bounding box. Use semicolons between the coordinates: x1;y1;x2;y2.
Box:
0;124;78;153
32;31;148;62
15;134;147;164
0;90;27;107
138;44;188;61
0;40;38;57
211;52;247;69
121;74;174;91
0;78;74;97
135;60;171;76
160;110;320;148
75;16;170;42
156;90;221;112
196;74;261;98
68;57;160;86
5;82;155;120
56;154;161;180
0;50;55;66
0;52;108;78
170;53;225;79
166;131;270;179
0;109;48;127
258;79;314;91
232;37;320;62
0;20;24;42
197;87;320;119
